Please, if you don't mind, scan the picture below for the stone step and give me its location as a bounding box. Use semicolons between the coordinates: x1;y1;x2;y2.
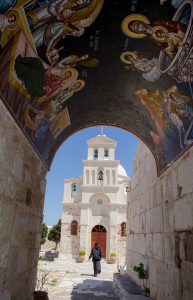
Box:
113;273;152;300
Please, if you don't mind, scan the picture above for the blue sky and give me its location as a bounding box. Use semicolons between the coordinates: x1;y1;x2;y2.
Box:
44;126;139;226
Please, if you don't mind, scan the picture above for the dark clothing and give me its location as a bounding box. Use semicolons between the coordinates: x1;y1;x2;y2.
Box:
14;55;45;101
89;245;102;276
93;260;101;276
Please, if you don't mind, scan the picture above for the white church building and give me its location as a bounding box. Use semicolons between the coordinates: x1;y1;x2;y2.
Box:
60;133;130;262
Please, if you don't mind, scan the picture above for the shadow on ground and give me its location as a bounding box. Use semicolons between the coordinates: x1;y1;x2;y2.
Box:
71;278;119;300
39;250;59;262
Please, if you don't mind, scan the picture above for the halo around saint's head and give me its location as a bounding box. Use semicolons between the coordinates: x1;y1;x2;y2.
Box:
70;79;85;92
151;26;168;42
61;67;75;80
120;51;138;64
121;14;150;39
7;10;19;29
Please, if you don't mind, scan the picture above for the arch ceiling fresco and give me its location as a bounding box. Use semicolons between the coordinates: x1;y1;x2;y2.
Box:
0;0;193;175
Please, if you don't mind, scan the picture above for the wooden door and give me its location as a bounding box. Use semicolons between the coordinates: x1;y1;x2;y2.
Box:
91;225;106;257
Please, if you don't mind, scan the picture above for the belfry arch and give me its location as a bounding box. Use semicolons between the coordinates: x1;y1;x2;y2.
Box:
0;0;193;299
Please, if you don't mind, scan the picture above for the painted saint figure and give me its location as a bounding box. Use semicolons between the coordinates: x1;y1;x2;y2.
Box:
56;53;99;68
26;0;95;29
120;51;161;82
52;79;85;112
32;22;85;60
163;86;193;148
26;0;104;36
121;14;187;59
27;0;104;61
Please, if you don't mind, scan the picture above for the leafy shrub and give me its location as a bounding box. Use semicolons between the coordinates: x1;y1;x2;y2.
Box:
133;263;148;280
49;278;58;287
110;252;117;256
133;263;150;295
79;250;86;256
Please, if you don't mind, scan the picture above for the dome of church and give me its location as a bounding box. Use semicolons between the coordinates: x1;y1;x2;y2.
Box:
117;164;127;177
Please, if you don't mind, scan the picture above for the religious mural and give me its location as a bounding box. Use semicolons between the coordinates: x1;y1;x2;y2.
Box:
0;0;193;175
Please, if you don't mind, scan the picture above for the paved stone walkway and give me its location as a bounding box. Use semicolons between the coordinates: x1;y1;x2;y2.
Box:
41;259;119;300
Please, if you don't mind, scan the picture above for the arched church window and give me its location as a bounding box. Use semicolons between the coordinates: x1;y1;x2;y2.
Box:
92;225;106;232
71;221;78;235
104;149;109;158
121;222;126;237
72;183;77;192
94;149;98;160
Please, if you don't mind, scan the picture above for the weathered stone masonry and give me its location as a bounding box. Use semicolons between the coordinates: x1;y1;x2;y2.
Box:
0;101;47;300
126;142;193;300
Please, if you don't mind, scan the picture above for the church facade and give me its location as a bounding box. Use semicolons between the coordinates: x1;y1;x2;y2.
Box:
60;134;130;262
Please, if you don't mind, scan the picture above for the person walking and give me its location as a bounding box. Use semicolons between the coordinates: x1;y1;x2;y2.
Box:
89;242;102;277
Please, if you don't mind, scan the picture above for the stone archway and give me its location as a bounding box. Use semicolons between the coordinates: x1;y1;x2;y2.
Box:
0;1;193;299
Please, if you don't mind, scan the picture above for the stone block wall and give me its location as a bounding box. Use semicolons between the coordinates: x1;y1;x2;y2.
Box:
126;142;193;300
60;205;81;259
117;237;126;264
0;102;47;300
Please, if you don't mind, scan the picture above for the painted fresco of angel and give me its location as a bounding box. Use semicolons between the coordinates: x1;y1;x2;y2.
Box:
120;51;161;82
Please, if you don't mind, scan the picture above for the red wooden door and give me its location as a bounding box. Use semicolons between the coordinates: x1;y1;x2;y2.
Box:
91;225;106;257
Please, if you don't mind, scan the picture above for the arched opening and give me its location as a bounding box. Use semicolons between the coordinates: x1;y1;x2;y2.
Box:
91;225;107;258
0;0;193;299
70;220;78;236
120;222;126;237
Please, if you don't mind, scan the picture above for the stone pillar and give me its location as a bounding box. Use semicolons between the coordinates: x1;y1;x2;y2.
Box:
109;207;118;258
59;222;72;259
109;225;117;256
79;206;89;257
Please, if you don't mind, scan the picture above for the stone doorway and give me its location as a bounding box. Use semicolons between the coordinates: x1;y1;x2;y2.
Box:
91;225;107;258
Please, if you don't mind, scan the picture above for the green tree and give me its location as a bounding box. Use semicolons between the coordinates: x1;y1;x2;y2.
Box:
41;223;48;245
48;219;61;250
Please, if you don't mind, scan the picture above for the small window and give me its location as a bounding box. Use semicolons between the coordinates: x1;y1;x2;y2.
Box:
94;149;98;160
104;149;109;157
71;221;78;235
72;183;77;192
121;222;126;237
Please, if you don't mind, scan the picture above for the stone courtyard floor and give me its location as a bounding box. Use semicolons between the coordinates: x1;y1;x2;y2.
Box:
37;257;151;300
38;259;119;300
